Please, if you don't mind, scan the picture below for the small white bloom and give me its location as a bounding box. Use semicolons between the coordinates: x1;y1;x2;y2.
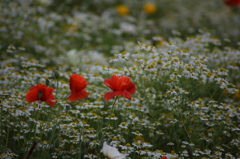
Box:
120;22;136;34
67;49;80;66
102;142;125;159
37;0;53;5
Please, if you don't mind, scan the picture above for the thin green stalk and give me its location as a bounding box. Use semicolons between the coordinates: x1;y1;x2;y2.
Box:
63;92;71;100
209;86;220;100
48;103;63;146
56;79;59;99
191;81;211;100
99;96;119;143
32;106;40;140
0;103;2;138
5;127;9;148
110;96;119;115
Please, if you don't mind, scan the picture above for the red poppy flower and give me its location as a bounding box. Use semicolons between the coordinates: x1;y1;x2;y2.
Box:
225;0;240;6
26;83;55;107
104;75;136;100
68;74;88;101
160;156;167;159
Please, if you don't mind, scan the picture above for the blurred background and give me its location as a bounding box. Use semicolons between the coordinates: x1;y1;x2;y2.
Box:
1;0;240;59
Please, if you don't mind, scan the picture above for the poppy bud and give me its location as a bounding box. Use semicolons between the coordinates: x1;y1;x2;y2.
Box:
65;104;70;112
45;79;50;86
53;70;60;80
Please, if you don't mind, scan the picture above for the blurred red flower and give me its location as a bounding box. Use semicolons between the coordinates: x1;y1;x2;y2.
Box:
26;83;55;107
160;156;167;159
68;74;88;101
225;0;240;6
104;75;136;100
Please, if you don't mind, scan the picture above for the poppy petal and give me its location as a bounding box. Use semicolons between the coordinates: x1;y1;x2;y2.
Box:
225;0;240;6
26;89;39;103
126;83;136;95
75;90;88;100
117;77;130;91
104;75;136;100
40;87;54;101
68;92;76;102
122;91;132;100
29;85;39;91
68;90;88;102
114;90;132;100
111;75;121;90
117;76;129;91
104;79;114;90
121;76;131;85
70;74;88;92
108;75;130;91
104;92;116;100
45;94;56;107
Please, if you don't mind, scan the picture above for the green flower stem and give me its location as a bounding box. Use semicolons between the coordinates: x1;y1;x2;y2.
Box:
56;79;59;99
4;126;9;148
0;103;2;139
110;96;119;116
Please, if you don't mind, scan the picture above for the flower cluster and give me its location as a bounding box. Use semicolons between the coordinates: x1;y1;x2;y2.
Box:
26;74;136;106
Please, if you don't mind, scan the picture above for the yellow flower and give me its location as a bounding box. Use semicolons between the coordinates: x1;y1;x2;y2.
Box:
143;3;157;15
116;5;129;16
233;90;240;99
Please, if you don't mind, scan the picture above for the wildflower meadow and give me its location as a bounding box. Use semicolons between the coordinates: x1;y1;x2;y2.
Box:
1;0;240;159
